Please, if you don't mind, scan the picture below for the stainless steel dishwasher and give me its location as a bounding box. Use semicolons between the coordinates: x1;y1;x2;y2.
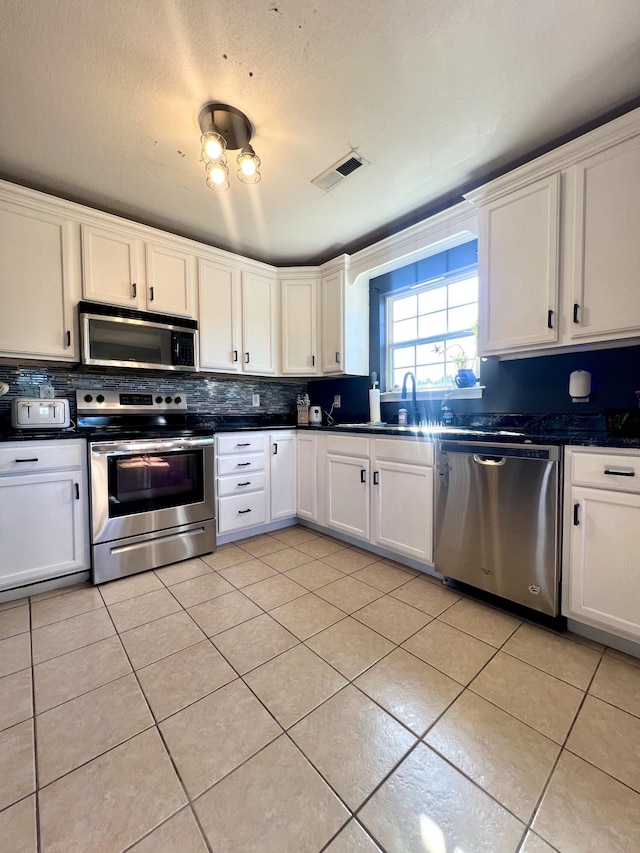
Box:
435;440;561;617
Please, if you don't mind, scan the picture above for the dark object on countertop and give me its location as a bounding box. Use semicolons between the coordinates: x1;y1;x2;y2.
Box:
605;409;640;437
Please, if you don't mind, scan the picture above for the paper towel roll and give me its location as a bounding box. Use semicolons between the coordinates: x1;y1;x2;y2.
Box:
369;389;381;423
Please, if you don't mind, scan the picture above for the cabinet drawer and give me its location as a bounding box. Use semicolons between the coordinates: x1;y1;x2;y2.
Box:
571;450;640;492
326;434;369;458
217;434;266;455
218;491;267;533
0;441;85;475
217;471;266;497
217;453;265;476
373;437;434;466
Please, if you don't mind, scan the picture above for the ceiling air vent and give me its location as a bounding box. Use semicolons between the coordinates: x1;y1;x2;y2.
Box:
311;151;369;192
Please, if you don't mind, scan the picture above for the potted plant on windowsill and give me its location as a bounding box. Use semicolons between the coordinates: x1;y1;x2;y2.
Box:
449;345;478;388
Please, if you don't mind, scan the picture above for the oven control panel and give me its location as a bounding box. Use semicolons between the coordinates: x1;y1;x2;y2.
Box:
76;389;187;414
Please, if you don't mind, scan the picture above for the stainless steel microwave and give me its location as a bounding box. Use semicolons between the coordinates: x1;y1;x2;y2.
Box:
79;301;199;371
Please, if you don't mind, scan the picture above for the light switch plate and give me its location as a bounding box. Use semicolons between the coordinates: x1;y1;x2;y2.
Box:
333;395;341;407
252;394;260;407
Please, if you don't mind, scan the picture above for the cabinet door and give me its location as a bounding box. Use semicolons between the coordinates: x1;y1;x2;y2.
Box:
371;460;433;562
145;242;196;317
321;270;345;373
270;432;297;520
0;200;78;360
0;471;87;590
326;455;369;540
478;174;560;354
198;259;242;372
568;486;640;639
570;136;640;340
81;223;140;307
241;270;277;374
297;434;318;521
280;279;318;375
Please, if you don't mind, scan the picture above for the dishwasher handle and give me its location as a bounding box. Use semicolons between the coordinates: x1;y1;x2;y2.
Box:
473;454;506;466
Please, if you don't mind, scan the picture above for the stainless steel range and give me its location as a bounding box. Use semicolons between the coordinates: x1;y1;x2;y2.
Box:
77;389;215;585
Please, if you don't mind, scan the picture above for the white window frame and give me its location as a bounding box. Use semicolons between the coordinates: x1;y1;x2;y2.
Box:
382;269;483;400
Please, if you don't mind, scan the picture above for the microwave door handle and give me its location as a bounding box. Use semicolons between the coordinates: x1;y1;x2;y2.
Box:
173;337;180;362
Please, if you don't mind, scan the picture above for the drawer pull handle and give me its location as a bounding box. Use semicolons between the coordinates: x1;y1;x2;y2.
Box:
547;309;553;329
360;468;366;484
237;442;251;447
604;469;635;477
132;282;137;298
238;508;252;514
237;481;251;487
237;462;251;467
573;503;580;525
273;443;278;455
245;352;250;364
149;286;155;302
75;483;80;500
335;351;340;364
15;457;39;463
573;302;580;324
312;355;315;366
233;350;238;363
373;471;379;485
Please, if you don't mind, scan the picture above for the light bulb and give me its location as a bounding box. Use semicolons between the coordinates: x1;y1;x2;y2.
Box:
205;160;229;192
237;146;261;184
200;131;226;165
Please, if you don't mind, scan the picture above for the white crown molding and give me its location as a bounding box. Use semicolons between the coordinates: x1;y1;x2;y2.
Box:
349;201;477;287
465;105;640;206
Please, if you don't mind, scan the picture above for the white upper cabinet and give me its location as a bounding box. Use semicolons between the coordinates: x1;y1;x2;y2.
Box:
82;223;196;318
279;275;319;375
466;107;640;357
0;192;79;361
198;258;277;376
144;241;196;317
320;257;368;376
198;257;242;372
81;223;140;308
477;175;560;355
569;135;640;341
241;269;278;375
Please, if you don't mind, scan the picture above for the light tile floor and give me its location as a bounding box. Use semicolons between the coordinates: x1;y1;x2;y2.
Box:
1;526;640;852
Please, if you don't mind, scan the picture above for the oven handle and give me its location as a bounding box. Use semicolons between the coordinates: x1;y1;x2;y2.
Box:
90;437;214;455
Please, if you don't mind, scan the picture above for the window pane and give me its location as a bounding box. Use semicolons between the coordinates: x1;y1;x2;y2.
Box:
448;303;477;333
448;276;478;307
392;368;411;389
416;364;447;386
391;345;415;369
416;341;444;366
392;294;417;322
392;317;417;343
418;286;446;315
446;336;476;362
418;310;447;339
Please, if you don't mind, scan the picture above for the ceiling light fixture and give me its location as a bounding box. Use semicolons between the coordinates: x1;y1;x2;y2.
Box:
198;102;261;192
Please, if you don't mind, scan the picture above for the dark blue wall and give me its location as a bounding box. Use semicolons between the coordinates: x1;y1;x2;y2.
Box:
308;344;640;423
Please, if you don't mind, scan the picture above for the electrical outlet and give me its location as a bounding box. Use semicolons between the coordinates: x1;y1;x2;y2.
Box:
39;385;55;399
333;395;341;407
252;394;260;407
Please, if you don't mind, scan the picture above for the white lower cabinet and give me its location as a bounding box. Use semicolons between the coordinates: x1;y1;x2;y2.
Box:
564;447;640;641
320;433;434;560
371;438;434;562
270;432;296;520
0;440;89;591
296;433;318;521
215;430;297;535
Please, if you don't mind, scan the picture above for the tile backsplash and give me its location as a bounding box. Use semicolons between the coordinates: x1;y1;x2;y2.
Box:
0;363;306;420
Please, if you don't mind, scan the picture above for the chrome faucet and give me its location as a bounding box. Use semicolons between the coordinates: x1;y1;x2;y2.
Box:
401;371;417;423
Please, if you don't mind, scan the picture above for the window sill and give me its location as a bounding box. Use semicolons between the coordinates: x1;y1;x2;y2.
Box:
381;386;485;402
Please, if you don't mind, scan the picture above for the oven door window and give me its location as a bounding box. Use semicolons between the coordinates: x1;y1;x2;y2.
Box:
107;449;204;518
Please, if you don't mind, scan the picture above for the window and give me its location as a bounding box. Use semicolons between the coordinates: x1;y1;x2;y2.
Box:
386;271;478;391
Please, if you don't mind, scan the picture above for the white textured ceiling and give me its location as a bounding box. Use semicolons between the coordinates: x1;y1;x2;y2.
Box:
1;0;640;264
